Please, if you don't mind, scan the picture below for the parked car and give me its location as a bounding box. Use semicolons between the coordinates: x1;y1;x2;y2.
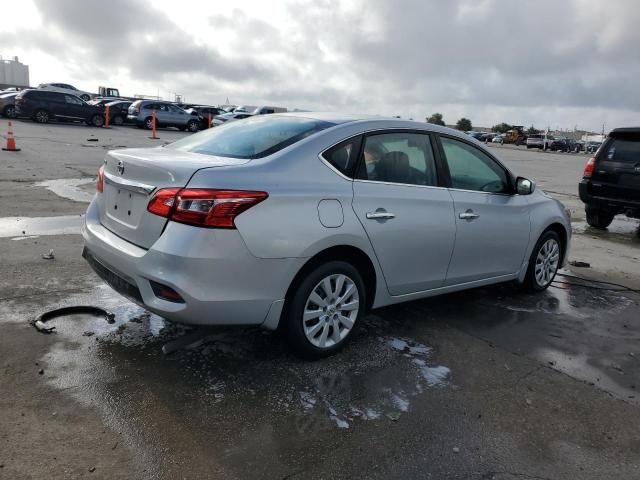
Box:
491;134;504;144
89;97;127;107
585;141;602;154
251;106;287;115
37;83;93;101
212;111;253;126
0;92;18;118
526;134;554;150
104;100;132;126
14;89;105;126
549;137;571;152
127;100;200;132
82;113;570;358
579;127;640;229
184;105;224;129
466;131;484;141
233;105;258;113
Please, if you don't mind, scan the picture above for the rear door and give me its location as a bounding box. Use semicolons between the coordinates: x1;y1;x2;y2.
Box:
352;130;456;295
590;135;640;203
437;135;531;285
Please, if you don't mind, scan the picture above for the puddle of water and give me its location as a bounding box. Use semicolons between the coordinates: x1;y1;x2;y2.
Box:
0;215;83;238
34;178;96;203
572;218;640;243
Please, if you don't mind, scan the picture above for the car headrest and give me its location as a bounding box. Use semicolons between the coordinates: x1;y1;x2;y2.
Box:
380;151;410;183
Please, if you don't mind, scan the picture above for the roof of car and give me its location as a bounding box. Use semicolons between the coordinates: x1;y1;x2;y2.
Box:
610;127;640;136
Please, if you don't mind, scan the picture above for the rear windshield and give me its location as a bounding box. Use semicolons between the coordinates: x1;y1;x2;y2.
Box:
603;138;640;163
167;115;334;159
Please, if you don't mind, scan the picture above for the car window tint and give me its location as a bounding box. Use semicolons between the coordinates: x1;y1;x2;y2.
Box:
323;137;362;177
167;115;334;159
604;138;640;164
360;132;437;186
441;137;509;193
64;95;82;105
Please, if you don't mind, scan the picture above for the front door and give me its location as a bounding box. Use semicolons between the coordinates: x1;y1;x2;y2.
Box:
63;94;86;119
438;135;531;285
352;131;456;295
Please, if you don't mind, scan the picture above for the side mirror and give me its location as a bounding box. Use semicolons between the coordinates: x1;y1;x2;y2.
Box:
516;177;535;195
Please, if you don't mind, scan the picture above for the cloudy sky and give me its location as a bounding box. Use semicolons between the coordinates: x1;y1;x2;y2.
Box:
1;0;639;131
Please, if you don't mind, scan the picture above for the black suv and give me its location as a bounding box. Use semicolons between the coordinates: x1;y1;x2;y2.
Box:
14;89;105;126
579;128;640;228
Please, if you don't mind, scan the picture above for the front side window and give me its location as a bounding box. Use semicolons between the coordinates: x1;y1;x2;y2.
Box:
167;115;334;159
441;137;509;193
358;132;438;186
323;136;362;177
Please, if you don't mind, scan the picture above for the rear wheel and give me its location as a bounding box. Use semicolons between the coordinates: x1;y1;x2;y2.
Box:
3;105;16;118
523;230;562;292
80;94;91;101
585;205;615;229
91;114;104;127
284;261;365;359
112;114;124;126
34;109;50;123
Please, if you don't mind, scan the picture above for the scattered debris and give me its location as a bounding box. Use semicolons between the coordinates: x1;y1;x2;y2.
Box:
33;320;56;334
86;138;99;142
31;306;116;333
41;249;55;260
385;411;402;422
452;447;460;453
88;466;96;472
569;260;591;268
525;398;532;406
38;369;44;375
82;331;95;337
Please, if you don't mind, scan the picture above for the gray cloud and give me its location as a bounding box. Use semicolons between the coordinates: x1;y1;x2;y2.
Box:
3;0;640;129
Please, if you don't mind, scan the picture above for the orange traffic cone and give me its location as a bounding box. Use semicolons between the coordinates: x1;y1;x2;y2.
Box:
3;121;20;152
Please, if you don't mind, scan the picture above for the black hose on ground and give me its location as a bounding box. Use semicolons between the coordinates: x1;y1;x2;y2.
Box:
31;306;115;334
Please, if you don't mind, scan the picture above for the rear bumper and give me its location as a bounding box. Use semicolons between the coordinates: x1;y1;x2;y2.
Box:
82;199;304;328
579;180;640;212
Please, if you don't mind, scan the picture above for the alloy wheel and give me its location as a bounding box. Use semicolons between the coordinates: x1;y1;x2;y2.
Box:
534;238;560;287
302;274;359;349
36;111;49;123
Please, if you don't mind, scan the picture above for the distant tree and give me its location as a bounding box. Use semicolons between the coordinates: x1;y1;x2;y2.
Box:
491;122;512;134
456;117;472;131
426;112;445;126
526;125;540;135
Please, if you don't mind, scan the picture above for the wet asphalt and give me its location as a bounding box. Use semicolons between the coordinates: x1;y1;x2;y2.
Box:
1;119;640;479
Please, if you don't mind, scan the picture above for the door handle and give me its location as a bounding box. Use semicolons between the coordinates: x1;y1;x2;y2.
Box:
459;210;479;220
366;212;395;220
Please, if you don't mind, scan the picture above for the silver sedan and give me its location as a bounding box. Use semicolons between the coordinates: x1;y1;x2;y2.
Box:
82;113;570;358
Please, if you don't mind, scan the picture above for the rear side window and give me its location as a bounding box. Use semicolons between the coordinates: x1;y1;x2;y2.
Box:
603;138;640;164
357;132;438;186
322;136;362;177
167;115;334;159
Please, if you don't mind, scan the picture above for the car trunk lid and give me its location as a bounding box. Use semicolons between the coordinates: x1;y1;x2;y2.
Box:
99;147;249;248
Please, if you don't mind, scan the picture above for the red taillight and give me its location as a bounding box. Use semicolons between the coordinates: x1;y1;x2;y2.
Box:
97;165;104;193
583;157;596;178
147;187;181;217
147;188;268;229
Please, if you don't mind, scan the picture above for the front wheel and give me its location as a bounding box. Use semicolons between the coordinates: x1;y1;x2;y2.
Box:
91;114;104;127
112;114;124;126
187;120;199;132
523;231;562;292
284;261;365;359
34;109;50;123
144;117;153;130
585;205;615;229
80;94;91;101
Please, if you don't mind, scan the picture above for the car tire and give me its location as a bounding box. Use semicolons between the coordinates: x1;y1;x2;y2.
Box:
523;230;562;292
113;115;124;126
187;120;199;132
3;105;16;118
91;114;104;127
284;261;365;359
144;117;153;130
585;205;615;230
34;109;50;124
80;94;91;101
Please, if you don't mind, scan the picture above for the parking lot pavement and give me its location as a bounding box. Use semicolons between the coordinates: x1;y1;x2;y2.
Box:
2;120;640;479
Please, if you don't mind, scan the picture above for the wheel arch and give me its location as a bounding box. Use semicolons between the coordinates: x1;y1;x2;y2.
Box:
544;222;568;265
283;245;377;314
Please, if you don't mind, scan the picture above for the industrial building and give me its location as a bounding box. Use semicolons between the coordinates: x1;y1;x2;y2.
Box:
0;56;30;89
